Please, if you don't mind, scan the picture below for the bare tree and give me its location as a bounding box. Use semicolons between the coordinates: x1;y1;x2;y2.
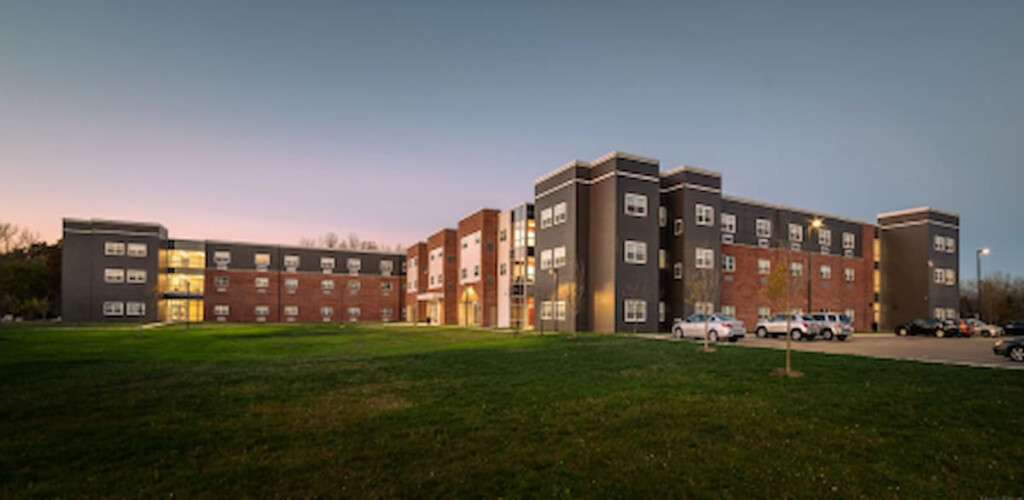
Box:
15;229;39;251
0;222;18;254
346;233;361;250
359;240;379;251
763;251;803;377
320;232;340;249
686;267;719;352
565;260;587;338
394;243;405;254
298;237;317;248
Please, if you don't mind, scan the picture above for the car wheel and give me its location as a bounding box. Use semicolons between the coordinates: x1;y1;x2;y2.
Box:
1010;346;1024;362
756;327;768;338
982;330;991;337
822;329;834;341
935;329;945;338
708;330;719;343
897;327;908;336
728;336;739;343
673;327;683;339
838;335;848;342
790;329;802;341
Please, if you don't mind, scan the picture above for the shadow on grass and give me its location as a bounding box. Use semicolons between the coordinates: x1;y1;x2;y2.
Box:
209;329;348;340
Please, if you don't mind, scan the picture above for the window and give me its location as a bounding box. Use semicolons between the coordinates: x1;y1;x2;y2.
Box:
103;301;124;316
382;307;393;320
347;258;361;275
553;202;568;224
381;281;393;292
721;213;736;233
214;305;230;316
321;279;335;291
933;235;944;252
104;242;125;256
499;229;507;242
284;255;300;270
624;300;647;323
757;307;771;320
555;301;566;320
695;247;714;269
789;223;803;242
214;251;231;268
819;229;832;247
461;268;468;280
348;280;361;294
540;301;553;320
791;242;802;251
127;243;147;258
695;302;714;314
820;265;831;279
756;219;772;238
844;268;855;282
284;306;298;317
254;253;270;270
104;268;125;284
215;275;229;287
695;204;714;226
722;305;736;317
758;239;770;249
321;306;334;317
624;241;647;264
945;307;956;319
659;207;667;227
944;236;955;253
933;268;945;284
499;263;507;276
674;218;684;236
255;305;269;316
790;262;803;276
722;255;735;272
126;269;147;284
255;277;269;288
553;246;567;267
540;249;552;270
473;264;480;277
380;260;394;276
540;208;553;229
674;262;683;279
944;269;956;286
284;278;298;290
758;259;771;275
624;193;647;217
126;302;146;316
321;256;336;272
843;232;855;250
659;301;666;322
722;233;734;244
347;307;360;320
934;307;945;320
659;249;666;269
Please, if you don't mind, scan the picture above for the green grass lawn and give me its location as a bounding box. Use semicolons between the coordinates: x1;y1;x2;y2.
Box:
1;323;1022;498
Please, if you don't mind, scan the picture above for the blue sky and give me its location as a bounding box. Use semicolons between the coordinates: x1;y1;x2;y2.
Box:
0;0;1021;277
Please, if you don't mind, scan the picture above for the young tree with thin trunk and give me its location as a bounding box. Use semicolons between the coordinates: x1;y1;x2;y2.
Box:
687;267;719;352
763;251;803;377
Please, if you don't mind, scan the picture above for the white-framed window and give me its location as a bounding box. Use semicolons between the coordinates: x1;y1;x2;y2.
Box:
540;301;553;320
126;269;147;284
673;262;683;279
722;255;735;272
127;243;147;258
284;305;299;317
380;260;394;276
461;268;468;280
284;254;300;270
659;249;666;269
944;269;956;286
933;268;945;284
214;305;230;316
348;280;361;294
695;247;714;269
555;301;566;320
659;207;667;227
721;305;736;317
820;265;832;279
790;262;803;276
347;307;360;320
321;279;335;291
215;275;229;287
756;219;772;238
819;229;832;247
624;193;648;217
674;218;684;236
104;242;125;256
695;204;714;226
284;278;298;290
321;306;334;317
844;309;855;321
255;305;269;316
254;253;271;270
103;301;124;316
933;235;945;252
624;299;647;323
499;263;507;276
842;232;855;250
540;249;552;270
695;302;714;315
624;240;647;264
382;307;393;320
659;301;666;323
553;202;568;225
789;223;803;242
540;208;553;229
347;258;361;275
945;307;957;319
553;246;567;268
104;268;125;284
721;213;736;233
844;268;855;282
758;259;771;275
381;281;394;292
321;256;336;272
944;236;955;253
757;306;771;320
126;302;146;316
214;251;231;268
255;277;269;288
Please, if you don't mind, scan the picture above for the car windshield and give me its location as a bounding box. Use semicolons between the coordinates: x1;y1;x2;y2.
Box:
838;314;851;324
801;315;815;321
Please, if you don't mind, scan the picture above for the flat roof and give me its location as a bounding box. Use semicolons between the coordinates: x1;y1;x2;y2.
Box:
876;206;960;219
721;195;874;226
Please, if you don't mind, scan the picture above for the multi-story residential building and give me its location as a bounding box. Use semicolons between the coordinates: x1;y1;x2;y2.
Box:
877;207;960;328
456;209;499;326
497;203;536;329
414;228;458;324
404;242;428;323
61;218;405;323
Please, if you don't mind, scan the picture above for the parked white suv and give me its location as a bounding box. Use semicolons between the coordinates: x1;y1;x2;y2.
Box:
754;314;821;341
810;313;853;341
671;314;746;343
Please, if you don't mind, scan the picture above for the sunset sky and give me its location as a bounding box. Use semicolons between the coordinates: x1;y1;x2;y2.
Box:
1;0;1022;276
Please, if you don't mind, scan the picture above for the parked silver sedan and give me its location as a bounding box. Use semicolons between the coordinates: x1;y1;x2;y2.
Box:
754;314;821;341
671;314;746;343
966;318;1003;337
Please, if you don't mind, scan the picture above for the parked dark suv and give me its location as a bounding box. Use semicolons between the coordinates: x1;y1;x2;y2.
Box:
1003;321;1024;337
895;318;950;337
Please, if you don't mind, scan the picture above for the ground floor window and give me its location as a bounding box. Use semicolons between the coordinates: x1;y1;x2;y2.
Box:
624;300;646;323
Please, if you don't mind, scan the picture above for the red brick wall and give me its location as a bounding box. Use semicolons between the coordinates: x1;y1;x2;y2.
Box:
456;209;500;326
427;229;459;324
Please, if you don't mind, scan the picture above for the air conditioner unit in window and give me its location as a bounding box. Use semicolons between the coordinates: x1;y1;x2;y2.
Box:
758;238;769;248
843;249;854;257
722;233;734;244
821;246;830;254
790;242;801;251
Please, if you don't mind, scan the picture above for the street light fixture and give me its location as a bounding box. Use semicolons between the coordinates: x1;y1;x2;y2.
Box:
977;248;990;321
807;218;824;313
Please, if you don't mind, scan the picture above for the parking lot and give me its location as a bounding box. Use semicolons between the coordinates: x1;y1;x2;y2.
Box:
652;333;1024;370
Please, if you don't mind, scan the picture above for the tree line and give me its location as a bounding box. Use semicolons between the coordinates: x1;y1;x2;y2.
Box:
959;272;1024;324
0;222;60;320
298;232;405;253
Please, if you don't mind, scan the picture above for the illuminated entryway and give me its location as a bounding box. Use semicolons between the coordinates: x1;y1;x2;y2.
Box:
459;286;481;326
159;299;204;322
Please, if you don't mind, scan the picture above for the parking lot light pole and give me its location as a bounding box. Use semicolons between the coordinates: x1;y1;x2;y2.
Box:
807;218;824;313
977;248;990;321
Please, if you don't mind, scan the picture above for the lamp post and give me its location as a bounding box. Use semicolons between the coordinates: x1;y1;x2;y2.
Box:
977;248;990;320
806;218;824;313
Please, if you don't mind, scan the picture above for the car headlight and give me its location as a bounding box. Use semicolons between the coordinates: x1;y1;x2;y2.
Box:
995;340;1004;347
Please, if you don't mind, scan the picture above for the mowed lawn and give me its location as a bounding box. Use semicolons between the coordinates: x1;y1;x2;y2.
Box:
1;324;1022;498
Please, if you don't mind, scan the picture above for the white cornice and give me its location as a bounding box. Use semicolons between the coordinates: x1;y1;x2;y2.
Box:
721;195;874;226
660;165;722;178
877;206;960;220
533;159;590;185
590;150;660;167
